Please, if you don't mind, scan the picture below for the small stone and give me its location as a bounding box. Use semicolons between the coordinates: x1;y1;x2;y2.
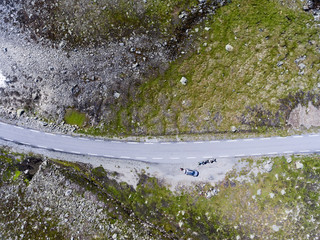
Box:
3;48;7;53
180;76;188;85
281;189;286;195
296;161;303;169
236;236;240;240
277;61;284;67
252;195;256;200
269;193;275;198
257;189;261;196
225;44;234;52
17;109;25;117
298;63;306;70
317;82;320;88
231;126;237;132
112;233;117;240
114;92;120;99
286;156;292;163
65;189;72;196
263;160;273;172
275;174;278;180
272;225;280;232
204;27;210;31
250;234;255;239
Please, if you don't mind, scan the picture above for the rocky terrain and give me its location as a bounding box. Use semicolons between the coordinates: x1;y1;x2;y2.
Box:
0;0;319;137
1;147;320;239
0;0;224;133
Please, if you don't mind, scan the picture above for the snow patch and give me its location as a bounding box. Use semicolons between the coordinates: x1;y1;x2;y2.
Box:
0;70;7;88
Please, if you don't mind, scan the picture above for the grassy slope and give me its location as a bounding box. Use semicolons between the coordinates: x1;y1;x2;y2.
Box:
93;0;319;136
1;148;320;238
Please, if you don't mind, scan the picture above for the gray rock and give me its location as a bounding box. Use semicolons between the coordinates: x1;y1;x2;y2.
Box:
272;225;280;232
180;76;188;85
298;63;306;70
286;156;292;163
225;44;234;52
113;92;120;99
17;109;25;117
257;189;261;196
65;189;72;196
231;126;237;132
277;61;284;67
296;161;303;169
263;160;273;172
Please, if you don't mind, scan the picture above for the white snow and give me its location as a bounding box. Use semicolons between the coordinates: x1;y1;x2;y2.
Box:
0;70;7;88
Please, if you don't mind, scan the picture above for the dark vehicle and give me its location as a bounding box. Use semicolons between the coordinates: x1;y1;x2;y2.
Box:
198;158;217;166
183;168;199;177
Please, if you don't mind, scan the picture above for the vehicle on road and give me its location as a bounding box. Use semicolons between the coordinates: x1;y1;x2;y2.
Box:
182;168;199;177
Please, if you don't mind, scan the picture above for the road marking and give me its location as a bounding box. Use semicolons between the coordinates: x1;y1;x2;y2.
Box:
227;140;237;143
283;151;294;154
260;138;271;140
243;139;254;142
309;135;319;137
127;142;139;144
112;141;121;143
44;132;55;136
103;155;115;158
62;135;72;139
267;152;278;155
95;139;103;142
219;155;230;158
71;151;81;154
235;154;245;157
136;157;147;160
0;122;7;125
170;157;180;160
293;135;303;138
144;142;154;145
152;157;163;160
177;142;187;144
120;156;130;159
30;130;39;133
37;145;47;149
251;153;261;156
202;156;213;159
210;140;220;143
187;157;196;159
161;142;171;145
79;138;89;141
315;150;320;152
276;137;286;139
88;153;98;156
299;150;310;153
53;148;64;152
194;142;203;144
14;126;23;129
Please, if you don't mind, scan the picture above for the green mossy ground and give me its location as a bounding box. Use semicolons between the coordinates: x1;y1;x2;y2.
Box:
83;0;319;137
64;109;88;127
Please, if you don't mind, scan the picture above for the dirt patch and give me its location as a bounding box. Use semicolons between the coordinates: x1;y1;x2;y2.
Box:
287;102;320;128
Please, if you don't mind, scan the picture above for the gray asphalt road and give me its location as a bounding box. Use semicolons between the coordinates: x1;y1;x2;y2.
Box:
1;121;320;163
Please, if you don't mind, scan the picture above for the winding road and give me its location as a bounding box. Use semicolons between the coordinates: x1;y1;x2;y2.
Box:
1;121;320;163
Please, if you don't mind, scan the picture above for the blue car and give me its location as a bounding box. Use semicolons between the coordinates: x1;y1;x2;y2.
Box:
184;168;199;177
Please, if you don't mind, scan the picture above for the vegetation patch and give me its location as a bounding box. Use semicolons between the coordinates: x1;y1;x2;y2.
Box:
90;0;320;136
64;108;88;127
